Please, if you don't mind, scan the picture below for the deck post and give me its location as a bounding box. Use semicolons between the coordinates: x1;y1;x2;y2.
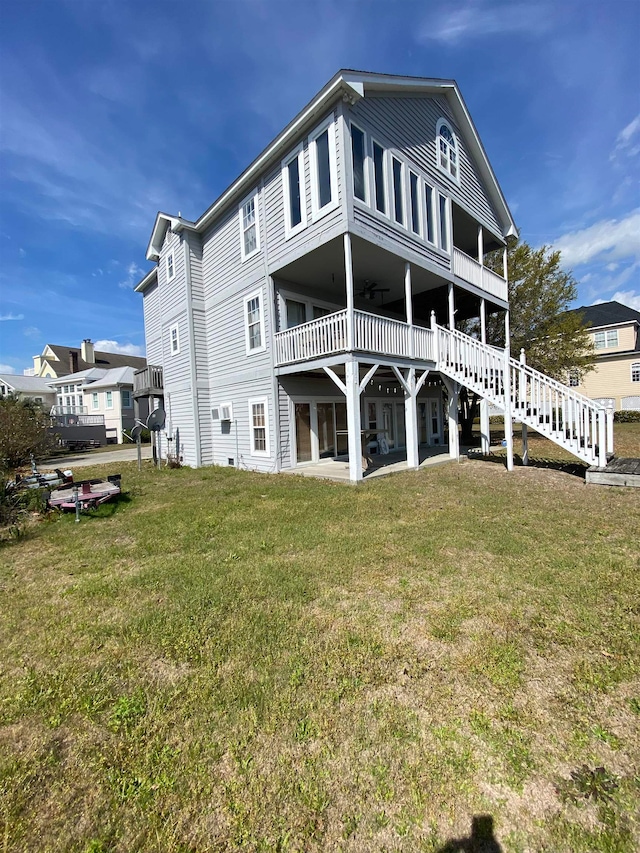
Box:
345;359;363;483
405;262;414;358
448;282;455;330
478;225;484;265
606;405;614;457
519;348;528;466
479;298;490;454
405;367;419;470
503;310;514;471
430;310;439;366
598;407;607;468
442;376;460;460
344;233;355;351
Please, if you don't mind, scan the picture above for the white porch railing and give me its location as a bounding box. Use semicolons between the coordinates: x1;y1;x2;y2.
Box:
453;247;508;302
274;309;435;366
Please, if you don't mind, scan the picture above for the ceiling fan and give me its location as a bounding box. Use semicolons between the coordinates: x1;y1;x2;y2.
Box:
357;280;391;301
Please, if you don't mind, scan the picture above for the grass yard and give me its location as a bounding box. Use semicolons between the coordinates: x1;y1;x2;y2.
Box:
1;429;639;852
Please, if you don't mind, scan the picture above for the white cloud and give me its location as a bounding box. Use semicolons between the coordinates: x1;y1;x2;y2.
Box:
554;210;640;266
24;326;41;339
94;339;145;357
418;1;553;44
18;247;26;257
0;312;24;321
593;289;640;312
118;262;146;289
0;364;16;374
610;114;640;161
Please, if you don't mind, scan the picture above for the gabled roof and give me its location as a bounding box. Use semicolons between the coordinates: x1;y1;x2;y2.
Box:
40;346;146;377
571;300;640;329
142;69;518;265
84;366;136;388
46;368;108;386
0;374;55;394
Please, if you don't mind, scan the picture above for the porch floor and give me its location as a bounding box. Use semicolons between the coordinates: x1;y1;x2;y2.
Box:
284;445;463;482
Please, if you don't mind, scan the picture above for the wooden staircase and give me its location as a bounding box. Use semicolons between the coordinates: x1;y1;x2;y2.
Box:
435;324;613;467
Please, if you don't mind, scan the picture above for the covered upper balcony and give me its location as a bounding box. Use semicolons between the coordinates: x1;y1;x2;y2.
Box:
273;229;508;370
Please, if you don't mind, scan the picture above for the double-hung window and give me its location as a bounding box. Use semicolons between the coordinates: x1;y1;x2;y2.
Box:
594;329;619;349
392;157;404;226
122;390;132;408
436;119;459;182
105;391;113;409
239;192;260;260
409;171;420;235
309;117;338;218
170;323;180;355
245;291;266;354
282;145;306;238
372;141;386;215
92;392;99;410
166;251;174;281
632;362;640;382
439;194;450;253
249;399;269;455
351;124;366;202
424;184;435;244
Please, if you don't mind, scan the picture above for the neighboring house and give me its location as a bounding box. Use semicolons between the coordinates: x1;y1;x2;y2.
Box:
47;366;145;443
134;70;612;480
568;301;640;411
0;374;56;408
28;338;146;379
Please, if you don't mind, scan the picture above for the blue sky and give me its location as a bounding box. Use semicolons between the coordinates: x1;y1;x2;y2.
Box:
1;0;639;373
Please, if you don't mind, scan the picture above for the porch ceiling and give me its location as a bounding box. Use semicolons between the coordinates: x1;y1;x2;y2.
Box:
274;234;504;325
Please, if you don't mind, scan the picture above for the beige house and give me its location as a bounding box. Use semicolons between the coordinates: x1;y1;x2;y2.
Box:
28;339;146;379
0;374;56;408
570;301;640;410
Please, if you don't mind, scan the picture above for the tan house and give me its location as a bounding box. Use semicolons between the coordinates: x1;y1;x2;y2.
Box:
28;339;146;379
570;301;640;410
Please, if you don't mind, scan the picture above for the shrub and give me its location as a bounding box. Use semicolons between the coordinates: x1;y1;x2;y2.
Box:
614;410;640;422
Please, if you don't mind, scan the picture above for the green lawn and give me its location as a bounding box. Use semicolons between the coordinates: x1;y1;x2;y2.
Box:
1;430;639;852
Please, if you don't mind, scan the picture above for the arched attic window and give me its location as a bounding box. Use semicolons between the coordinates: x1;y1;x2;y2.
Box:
436;118;459;181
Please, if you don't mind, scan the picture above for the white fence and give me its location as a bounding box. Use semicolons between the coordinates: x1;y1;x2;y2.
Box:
453;248;508;302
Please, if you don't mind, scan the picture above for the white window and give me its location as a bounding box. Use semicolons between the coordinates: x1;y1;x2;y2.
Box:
122;390;132;408
436;119;459;182
239;192;260;260
439;194;450;253
424;183;435;244
106;391;113;409
249;398;269;455
351;123;366;203
167;251;175;281
568;372;579;387
632;362;640;383
594;329;619;349
392;157;405;226
309;116;338;219
282;144;306;238
409;171;420;235
244;291;266;354
170;323;180;355
372;140;387;215
92;392;99;410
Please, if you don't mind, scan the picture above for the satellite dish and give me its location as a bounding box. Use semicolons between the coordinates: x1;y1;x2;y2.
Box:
130;424;142;441
147;408;166;431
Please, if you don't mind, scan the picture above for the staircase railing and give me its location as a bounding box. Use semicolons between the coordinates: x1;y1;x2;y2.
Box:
435;323;611;467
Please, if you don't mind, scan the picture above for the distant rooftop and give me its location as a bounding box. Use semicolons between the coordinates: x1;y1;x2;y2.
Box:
570;300;640;328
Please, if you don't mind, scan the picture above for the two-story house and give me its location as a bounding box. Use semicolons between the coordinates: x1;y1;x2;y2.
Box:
567;301;640;411
135;70;612;481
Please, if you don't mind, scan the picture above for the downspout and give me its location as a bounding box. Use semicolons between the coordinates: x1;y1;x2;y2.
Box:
183;235;202;467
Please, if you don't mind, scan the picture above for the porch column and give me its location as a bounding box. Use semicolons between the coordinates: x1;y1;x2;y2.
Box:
503;245;508;279
344;233;355;351
479;298;490;454
478;225;484;265
442;376;460;461
405;367;419;470
520;348;528;466
448;282;455;331
405;262;414;358
503;309;514;471
345;359;363;483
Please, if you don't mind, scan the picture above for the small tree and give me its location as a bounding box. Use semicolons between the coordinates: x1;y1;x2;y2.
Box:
0;396;56;473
